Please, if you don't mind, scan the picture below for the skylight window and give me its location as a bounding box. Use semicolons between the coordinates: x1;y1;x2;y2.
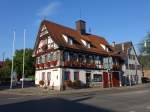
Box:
87;42;91;48
81;39;86;46
68;38;73;45
62;34;68;43
62;34;73;45
81;39;91;48
100;44;110;52
100;44;106;50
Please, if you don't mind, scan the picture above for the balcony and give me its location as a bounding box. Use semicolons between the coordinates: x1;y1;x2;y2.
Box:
112;64;121;71
63;60;102;69
35;60;58;69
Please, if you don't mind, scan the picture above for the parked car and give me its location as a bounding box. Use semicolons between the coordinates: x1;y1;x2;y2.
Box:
20;78;33;81
141;77;150;83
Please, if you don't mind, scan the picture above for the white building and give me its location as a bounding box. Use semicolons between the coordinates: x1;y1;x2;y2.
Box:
33;20;138;91
114;42;143;86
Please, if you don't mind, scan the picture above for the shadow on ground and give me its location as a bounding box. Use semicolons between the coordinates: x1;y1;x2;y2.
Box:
0;96;115;112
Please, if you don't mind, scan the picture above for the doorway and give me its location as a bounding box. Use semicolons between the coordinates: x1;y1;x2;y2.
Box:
112;72;120;87
103;72;109;88
86;73;91;87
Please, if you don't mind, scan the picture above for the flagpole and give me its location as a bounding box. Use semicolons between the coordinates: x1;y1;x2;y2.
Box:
10;31;15;89
22;29;26;88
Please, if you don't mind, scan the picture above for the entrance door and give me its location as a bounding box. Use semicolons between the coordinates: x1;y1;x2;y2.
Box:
103;72;109;88
86;73;91;87
112;72;120;87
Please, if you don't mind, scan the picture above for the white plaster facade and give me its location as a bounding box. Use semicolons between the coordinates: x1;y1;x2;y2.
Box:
35;68;104;90
122;45;143;85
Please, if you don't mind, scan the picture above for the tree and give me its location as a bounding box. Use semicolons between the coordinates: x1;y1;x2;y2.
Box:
139;32;150;70
0;58;12;81
14;48;35;78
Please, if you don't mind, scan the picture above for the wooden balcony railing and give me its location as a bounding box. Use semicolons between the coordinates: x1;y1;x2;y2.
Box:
112;64;121;70
35;60;58;69
64;60;103;69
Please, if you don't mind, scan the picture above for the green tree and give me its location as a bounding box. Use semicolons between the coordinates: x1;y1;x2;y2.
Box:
0;58;12;81
14;48;35;78
139;32;150;70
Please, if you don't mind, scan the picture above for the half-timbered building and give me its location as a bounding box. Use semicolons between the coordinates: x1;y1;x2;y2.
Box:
33;20;125;90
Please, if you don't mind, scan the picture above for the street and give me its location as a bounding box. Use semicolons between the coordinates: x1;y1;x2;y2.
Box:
0;85;150;112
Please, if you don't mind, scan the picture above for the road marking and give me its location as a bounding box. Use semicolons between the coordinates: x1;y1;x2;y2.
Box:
129;110;136;112
7;97;23;100
146;106;150;109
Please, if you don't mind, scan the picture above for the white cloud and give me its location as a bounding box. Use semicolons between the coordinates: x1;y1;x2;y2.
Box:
37;2;60;17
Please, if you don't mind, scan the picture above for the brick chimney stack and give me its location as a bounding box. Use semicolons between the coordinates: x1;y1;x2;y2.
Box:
76;20;86;34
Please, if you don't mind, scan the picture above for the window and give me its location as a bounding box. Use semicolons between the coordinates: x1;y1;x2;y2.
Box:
53;52;57;60
42;72;45;80
47;72;51;81
78;54;84;62
62;34;68;42
100;44;106;50
93;74;102;82
125;64;128;69
39;56;42;63
81;39;86;46
42;55;45;63
47;53;53;61
64;71;70;80
89;56;93;63
87;42;91;48
81;39;91;48
72;53;78;61
45;55;47;62
36;57;39;64
68;38;73;45
74;72;79;80
63;51;69;61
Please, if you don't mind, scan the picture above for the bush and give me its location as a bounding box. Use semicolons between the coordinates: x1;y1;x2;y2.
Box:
39;80;45;86
64;80;72;87
72;80;81;88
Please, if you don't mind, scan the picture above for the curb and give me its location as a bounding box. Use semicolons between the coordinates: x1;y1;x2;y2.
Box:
0;84;149;96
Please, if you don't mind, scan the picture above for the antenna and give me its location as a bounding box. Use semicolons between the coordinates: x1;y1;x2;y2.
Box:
89;27;92;33
2;52;5;62
79;8;82;19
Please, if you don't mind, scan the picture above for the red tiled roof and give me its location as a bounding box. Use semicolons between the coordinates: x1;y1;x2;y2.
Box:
114;41;132;54
114;41;138;60
33;20;121;57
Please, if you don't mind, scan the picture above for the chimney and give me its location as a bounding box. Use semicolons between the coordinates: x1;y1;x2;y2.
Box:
112;41;116;47
76;20;86;34
122;43;125;51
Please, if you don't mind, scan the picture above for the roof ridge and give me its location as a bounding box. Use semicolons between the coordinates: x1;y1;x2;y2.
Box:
115;41;132;45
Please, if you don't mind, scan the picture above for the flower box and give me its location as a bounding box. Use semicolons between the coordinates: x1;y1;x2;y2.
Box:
35;64;39;68
51;60;58;66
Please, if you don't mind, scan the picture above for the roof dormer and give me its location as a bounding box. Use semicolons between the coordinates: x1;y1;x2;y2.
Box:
81;39;91;48
62;34;73;45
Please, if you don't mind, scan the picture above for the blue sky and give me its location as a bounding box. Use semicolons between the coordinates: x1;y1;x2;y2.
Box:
0;0;150;60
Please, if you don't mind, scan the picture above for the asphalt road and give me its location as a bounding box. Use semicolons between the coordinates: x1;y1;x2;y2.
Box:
0;86;150;112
